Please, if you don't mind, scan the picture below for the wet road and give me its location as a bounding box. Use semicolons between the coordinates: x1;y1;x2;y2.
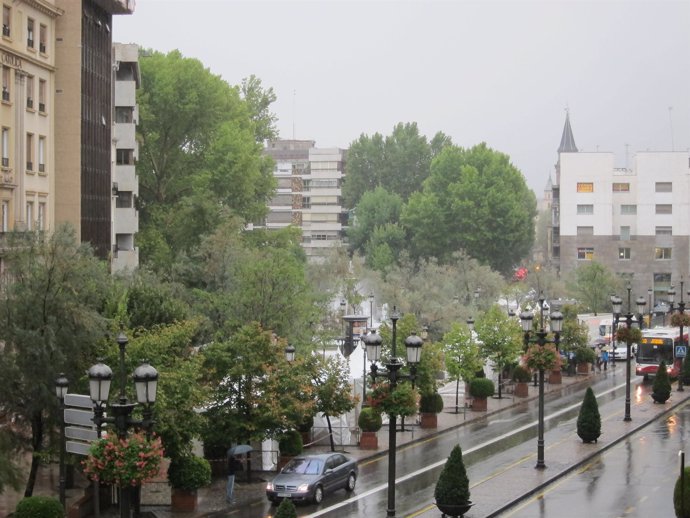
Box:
499;395;690;518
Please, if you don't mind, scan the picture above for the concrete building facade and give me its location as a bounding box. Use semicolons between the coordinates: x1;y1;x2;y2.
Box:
551;114;690;304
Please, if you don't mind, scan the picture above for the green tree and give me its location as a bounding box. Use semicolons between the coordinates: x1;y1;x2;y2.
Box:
576;387;601;443
566;261;621;315
443;322;483;411
434;444;471;506
0;428;22;494
559;305;589;357
239;74;279;142
0;227;111;496
312;355;357;452
347;187;403;256
402;143;536;275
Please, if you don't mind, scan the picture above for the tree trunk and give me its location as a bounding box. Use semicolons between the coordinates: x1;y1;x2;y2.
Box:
326;415;335;452
25;412;44;496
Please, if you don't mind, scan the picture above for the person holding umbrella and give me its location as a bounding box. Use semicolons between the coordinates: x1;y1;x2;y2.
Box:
226;445;251;504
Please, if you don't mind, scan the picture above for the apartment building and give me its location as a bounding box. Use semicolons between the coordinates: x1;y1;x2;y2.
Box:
550;114;690;303
54;0;134;259
263;140;348;260
111;42;138;272
1;0;63;235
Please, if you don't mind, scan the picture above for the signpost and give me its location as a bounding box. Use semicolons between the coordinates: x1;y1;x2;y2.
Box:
63;394;98;457
677;345;687;358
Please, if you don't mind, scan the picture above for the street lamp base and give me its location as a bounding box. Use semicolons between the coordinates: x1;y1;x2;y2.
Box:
623;416;632;422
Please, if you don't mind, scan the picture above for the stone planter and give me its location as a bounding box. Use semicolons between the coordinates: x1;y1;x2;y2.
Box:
436;501;473;517
359;431;379;450
514;382;529;398
577;362;591;374
171;488;198;512
471;397;487;411
549;369;562;384
419;412;438;429
652;391;670;404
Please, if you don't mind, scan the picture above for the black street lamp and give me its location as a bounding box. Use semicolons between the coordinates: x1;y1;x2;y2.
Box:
369;293;375;330
611;286;646;421
520;296;563;469
667;281;688;392
648;287;653;329
87;332;158;518
610;294;620;368
54;373;69;510
361;309;423;517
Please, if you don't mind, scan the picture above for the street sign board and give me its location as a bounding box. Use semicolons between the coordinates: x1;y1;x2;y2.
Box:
65;426;98;442
66;440;92;456
676;345;687;358
65;393;93;409
64;408;95;427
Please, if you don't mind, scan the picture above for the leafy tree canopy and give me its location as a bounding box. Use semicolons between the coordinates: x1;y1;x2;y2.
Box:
475;305;523;371
566;261;621;315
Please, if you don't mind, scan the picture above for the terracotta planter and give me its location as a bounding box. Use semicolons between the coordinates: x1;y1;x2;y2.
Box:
359;431;379;450
436;500;473;517
471;397;487;411
419;412;438;429
171;488;198;512
549;370;562;384
514;382;529;398
577;362;591;374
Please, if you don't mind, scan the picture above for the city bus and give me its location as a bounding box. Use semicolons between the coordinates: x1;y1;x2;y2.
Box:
636;327;687;379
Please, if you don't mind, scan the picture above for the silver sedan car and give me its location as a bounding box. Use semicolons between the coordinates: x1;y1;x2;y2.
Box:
266;453;358;505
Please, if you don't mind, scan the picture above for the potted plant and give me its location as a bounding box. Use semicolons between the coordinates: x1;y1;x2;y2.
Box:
278;429;303;469
468;377;494;411
652;360;672;403
418;391;444;428
369;381;419;420
573;346;596;374
358;406;382;450
434;444;472;517
168;454;212;512
674;465;690;518
576;387;601;443
512;365;531;397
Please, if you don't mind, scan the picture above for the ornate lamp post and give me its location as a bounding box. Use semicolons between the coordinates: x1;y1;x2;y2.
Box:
668;281;688;392
361;308;423;517
520;296;563;469
87;332;158;518
611;285;646;421
611;294;621;367
54;373;69;509
648;287;653;329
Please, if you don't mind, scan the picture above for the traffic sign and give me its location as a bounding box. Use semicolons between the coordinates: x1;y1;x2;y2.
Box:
64;408;95;427
65;426;98;442
66;440;92;456
65;393;93;409
676;345;687;358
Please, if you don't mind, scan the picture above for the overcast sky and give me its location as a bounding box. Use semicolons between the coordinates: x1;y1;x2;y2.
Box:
113;0;690;195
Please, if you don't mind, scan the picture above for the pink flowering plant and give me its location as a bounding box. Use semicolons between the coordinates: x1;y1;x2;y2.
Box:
82;432;164;487
523;343;561;371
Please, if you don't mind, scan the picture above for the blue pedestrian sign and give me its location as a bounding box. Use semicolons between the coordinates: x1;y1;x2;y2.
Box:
676;345;687;358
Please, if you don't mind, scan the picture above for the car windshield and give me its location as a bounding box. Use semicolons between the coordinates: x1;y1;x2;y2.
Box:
282;458;323;475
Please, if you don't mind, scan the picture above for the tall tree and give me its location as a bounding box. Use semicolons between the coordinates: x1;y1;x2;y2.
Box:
347;187;403;256
566;261;621;314
312;355;357;452
475;305;524;392
402;143;537;275
0;226;111;496
240;74;279;142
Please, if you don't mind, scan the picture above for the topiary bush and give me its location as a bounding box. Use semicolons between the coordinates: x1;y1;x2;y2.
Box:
673;466;690;518
682;357;690;385
434;444;471;506
652;360;672;403
419;392;444;413
469;377;495;399
576;386;601;443
275;497;298;518
278;430;303;456
358;406;383;432
573;346;596;365
14;496;64;518
168;455;212;491
512;365;532;383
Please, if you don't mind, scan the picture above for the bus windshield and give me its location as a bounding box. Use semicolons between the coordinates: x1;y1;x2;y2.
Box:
637;337;674;365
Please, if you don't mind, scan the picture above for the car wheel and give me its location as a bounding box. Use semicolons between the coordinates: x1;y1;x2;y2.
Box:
313;485;324;504
345;472;356;492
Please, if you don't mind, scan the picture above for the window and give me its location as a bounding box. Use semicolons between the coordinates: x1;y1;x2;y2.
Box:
577;226;593;236
620;226;630;241
1;127;8;167
37;201;45;230
38;136;45;172
620;204;637;215
656;204;672;215
656;226;672;236
2;5;10;37
655;247;672;260
26;75;33;109
25;201;33;230
2;66;9;101
115;191;133;208
38;79;46;112
577;247;594;260
116;149;134;165
619;248;631;260
26;18;33;48
655;182;672;193
115;107;133;123
612;182;630;192
39;24;46;53
577;204;594;215
25;133;33;171
1;200;8;232
577;182;594;193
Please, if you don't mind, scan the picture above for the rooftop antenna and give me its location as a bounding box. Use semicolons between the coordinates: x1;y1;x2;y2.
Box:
669;106;675;151
625;143;629;170
292;89;296;140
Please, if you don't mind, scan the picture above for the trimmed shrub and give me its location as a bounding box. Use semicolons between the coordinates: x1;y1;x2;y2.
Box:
576;387;601;443
682;357;690;385
574;346;596;364
652;360;672;403
469;377;495;399
512;365;532;383
275;497;298;518
168;455;212;491
673;466;690;518
358;406;383;432
419;392;444;413
14;496;64;518
278;430;303;456
434;444;470;506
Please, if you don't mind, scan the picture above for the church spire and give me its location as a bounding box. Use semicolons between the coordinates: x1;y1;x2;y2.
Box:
558;110;578;153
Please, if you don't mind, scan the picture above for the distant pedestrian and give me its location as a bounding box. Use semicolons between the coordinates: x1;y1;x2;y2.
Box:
226;455;244;504
595;346;602;371
602;348;609;370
